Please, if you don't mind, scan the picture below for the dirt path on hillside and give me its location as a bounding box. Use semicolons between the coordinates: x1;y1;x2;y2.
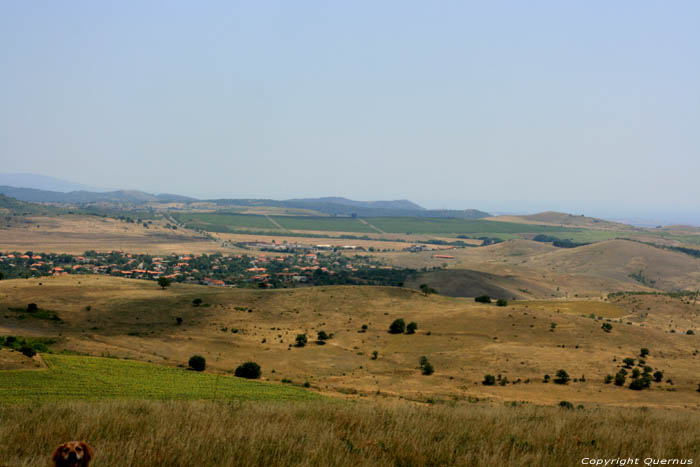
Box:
358;218;386;234
265;215;289;232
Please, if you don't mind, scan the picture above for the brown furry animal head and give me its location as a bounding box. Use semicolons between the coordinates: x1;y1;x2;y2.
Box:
52;441;93;467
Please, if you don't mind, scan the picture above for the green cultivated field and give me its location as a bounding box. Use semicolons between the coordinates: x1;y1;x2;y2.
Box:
174;212;280;232
272;215;373;233
0;354;321;403
173;212;594;236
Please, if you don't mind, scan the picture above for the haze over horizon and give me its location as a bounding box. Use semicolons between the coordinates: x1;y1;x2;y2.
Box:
1;2;699;223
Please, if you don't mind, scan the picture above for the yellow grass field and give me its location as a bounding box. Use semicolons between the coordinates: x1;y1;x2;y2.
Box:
2;275;699;408
0;215;246;255
0;400;698;466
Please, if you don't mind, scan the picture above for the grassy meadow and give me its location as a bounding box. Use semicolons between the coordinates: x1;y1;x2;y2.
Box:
0;400;698;466
0;354;320;403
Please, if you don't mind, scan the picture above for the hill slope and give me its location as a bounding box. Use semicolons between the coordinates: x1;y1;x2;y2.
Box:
528;239;700;290
2;275;698;407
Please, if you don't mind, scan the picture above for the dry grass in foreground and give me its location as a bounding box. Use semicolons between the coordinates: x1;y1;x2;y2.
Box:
0;400;698;466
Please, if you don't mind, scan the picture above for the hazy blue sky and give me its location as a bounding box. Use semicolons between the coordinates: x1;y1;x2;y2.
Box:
1;1;699;221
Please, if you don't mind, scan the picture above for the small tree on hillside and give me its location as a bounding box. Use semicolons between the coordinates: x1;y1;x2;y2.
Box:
629;376;651;390
496;299;508;307
475;295;491;304
158;277;172;290
388;318;406;334
614;372;626;386
554;369;570;384
295;333;308;347
20;345;36;358
483;374;496;386
235;361;261;379
192;298;202;307
188;355;206;372
640;348;649;358
27;303;38;313
406;322;418;334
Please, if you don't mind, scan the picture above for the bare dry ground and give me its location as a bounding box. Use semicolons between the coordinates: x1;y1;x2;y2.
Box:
211;231;472;251
0;215;243;255
380;239;700;298
1;275;698;408
485;211;631;229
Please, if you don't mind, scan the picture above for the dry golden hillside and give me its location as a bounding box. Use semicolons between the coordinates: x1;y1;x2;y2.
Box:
487;211;628;229
0;214;241;255
527;239;700;291
2;275;699;408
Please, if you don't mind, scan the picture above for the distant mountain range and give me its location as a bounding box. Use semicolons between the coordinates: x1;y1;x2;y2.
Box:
0;173;105;193
212;197;490;219
0;173;491;219
0;186;197;204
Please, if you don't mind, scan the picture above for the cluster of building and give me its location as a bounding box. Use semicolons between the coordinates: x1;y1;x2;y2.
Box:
0;248;403;288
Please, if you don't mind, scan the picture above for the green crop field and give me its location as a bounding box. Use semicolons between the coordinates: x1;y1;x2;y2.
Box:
174;212;280;232
0;354;321;404
271;215;374;233
173;212;588;236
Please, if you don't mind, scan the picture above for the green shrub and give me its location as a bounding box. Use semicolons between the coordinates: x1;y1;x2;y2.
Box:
601;323;613;333
406;322;418;334
614;372;626;386
496;299;508;307
629;377;651;390
553;369;570;384
388;318;406;334
157;277;172;289
653;371;664;382
295;334;308;347
20;345;36;358
421;362;434;375
475;295;491;304
622;358;635;368
234;361;261;379
192;298;202;307
188;355;206;372
371;351;378;360
482;374;496;385
604;374;613;384
26;303;38;313
559;401;574;409
640;348;649;357
317;330;330;341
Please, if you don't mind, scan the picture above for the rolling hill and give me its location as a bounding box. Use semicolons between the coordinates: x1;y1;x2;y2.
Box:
1;275;698;408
